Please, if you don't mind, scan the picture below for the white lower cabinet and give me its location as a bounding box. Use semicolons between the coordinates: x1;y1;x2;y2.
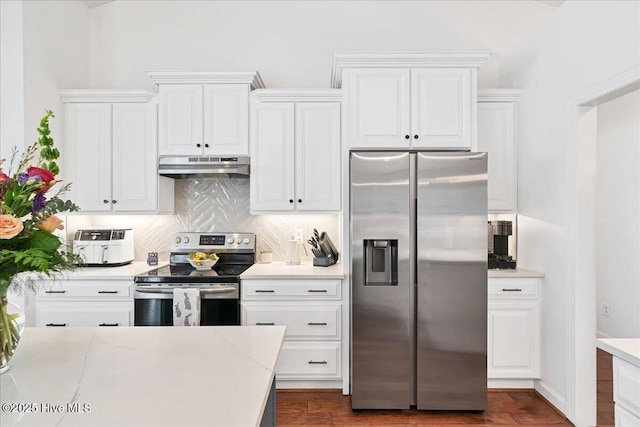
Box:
487;277;541;387
613;357;640;426
241;278;343;389
36;280;134;327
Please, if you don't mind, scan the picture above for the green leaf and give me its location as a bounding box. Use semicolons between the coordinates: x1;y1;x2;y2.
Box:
25;231;61;252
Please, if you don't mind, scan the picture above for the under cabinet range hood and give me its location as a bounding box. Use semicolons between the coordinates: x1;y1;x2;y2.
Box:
158;156;250;178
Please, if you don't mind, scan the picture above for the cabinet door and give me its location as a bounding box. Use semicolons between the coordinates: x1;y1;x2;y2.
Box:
37;302;133;327
346;68;410;148
158;84;203;155
411;68;471;149
478;102;516;211
112;104;158;212
64;103;112;212
203;84;249;155
250;103;295;212
295;102;341;211
487;300;541;379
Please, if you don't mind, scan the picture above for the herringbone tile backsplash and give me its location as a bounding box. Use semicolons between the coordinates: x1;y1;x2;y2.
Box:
65;178;339;262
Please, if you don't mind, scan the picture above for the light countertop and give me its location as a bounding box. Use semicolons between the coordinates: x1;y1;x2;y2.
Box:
241;261;344;279
597;338;640;367
0;326;286;427
488;268;544;278
28;262;167;281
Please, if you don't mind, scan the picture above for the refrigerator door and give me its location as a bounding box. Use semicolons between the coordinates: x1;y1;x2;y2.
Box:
416;152;488;410
351;151;412;409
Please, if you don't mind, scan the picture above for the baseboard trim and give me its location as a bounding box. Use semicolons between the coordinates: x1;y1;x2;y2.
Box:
488;379;535;388
276;379;343;390
534;380;569;417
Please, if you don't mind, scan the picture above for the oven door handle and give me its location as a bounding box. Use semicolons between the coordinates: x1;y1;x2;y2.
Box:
134;287;237;295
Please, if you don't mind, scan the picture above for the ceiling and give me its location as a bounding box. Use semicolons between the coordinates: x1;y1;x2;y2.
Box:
82;0;566;9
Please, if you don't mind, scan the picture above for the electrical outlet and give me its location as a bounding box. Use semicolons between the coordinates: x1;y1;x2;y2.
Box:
294;229;303;242
603;303;611;317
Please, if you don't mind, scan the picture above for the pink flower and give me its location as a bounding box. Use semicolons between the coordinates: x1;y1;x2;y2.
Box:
26;166;58;193
0;214;24;239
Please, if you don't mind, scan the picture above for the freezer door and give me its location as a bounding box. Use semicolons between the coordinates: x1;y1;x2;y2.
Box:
351;151;412;409
416;152;488;410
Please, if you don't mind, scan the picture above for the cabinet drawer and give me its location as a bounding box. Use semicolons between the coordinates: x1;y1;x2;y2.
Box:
242;303;341;340
37;302;133;327
614;357;640;416
36;281;132;300
242;279;341;300
488;278;539;299
276;342;341;379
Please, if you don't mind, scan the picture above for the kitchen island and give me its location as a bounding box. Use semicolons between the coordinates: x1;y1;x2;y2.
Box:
0;326;286;427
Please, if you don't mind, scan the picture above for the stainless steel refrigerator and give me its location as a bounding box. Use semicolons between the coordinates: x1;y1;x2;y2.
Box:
350;151;488;411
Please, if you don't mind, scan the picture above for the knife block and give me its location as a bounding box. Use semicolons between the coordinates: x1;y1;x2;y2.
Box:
313;257;337;267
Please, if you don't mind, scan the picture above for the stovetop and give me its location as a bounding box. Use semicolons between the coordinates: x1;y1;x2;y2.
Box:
134;263;253;284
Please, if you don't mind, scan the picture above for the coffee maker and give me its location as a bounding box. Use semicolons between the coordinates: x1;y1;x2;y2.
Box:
488;220;516;269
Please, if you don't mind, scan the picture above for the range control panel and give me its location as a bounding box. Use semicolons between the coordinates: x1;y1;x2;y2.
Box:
170;232;255;251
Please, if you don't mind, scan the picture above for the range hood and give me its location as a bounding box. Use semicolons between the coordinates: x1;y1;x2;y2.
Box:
158;156;250;178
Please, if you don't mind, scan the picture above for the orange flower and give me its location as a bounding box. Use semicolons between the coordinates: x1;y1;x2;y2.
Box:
0;214;24;239
38;215;64;233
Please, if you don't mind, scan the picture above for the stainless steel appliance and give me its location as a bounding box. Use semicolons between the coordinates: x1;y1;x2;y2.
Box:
72;229;134;266
350;151;488;411
488;220;516;269
158;156;250;178
133;232;255;326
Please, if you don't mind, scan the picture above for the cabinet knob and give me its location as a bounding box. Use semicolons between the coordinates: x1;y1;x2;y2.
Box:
196;143;201;148
405;135;410;140
204;143;209;148
414;135;419;139
112;200;117;204
103;199;109;204
289;199;294;203
297;199;302;203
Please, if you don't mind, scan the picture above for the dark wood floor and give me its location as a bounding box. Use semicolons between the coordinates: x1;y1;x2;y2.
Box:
597;348;615;427
276;389;573;426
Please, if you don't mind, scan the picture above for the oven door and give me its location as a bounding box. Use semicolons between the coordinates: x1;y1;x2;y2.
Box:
133;285;240;326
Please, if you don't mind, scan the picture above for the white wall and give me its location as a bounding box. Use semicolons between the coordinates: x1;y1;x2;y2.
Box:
22;0;90;163
87;0;556;89
596;90;640;339
499;0;640;423
0;1;24;162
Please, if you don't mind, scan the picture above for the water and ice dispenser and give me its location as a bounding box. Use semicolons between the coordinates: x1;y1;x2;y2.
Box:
363;239;398;286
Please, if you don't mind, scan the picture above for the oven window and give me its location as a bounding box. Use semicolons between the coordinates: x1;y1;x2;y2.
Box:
134;299;239;326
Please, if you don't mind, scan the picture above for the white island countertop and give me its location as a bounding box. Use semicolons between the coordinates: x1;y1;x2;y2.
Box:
0;326;286;427
597;338;640;367
241;261;344;279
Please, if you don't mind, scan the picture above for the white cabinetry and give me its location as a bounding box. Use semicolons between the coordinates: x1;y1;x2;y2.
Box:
331;53;489;150
478;90;521;212
241;278;343;389
250;90;341;213
487;277;541;387
147;72;264;156
60;90;174;214
613;357;640;426
36;280;133;327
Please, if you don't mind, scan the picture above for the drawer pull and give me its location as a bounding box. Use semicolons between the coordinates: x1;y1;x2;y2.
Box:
308;360;328;365
98;290;119;294
308;322;328;326
46;323;67;327
255;290;275;293
256;322;275;326
45;290;66;294
501;288;523;292
99;323;119;327
307;289;328;293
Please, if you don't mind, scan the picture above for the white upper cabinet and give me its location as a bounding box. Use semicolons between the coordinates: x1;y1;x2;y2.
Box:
148;72;264;156
478;90;521;212
250;90;342;214
332;53;489;150
61;90;174;214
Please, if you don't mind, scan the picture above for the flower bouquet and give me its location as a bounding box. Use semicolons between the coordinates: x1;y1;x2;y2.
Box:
0;110;80;373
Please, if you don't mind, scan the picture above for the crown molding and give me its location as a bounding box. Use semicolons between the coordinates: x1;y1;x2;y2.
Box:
146;71;265;89
331;52;491;88
477;89;523;102
59;89;157;103
251;89;342;103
